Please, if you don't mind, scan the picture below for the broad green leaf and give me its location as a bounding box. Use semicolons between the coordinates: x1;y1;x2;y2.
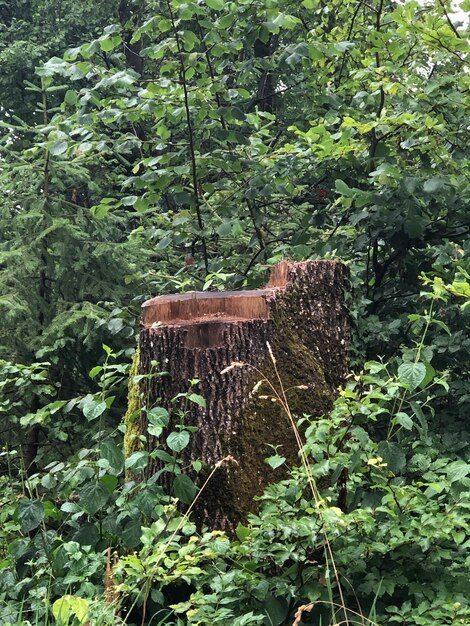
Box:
47;400;67;414
423;177;444;193
206;0;224;9
134;485;162;517
446;461;470;483
335;179;353;196
147;406;170;427
335;41;354;52
403;177;418;194
173;474;197;504
122;517;142;548
100;35;122;52
79;482;110;515
53;596;89;626
398;362;426;389
378;442;406;474
49;140;67;156
265;454;286;469
17;500;44;533
73;522;99;546
167;430;190;452
100;474;118;493
126;451;150;471
64;89;77;105
394;412;413;430
263;596;289;626
236;524;252;542
100;440;125;472
365;361;386;374
188;393;206;408
89;365;103;379
81;395;107;421
152;449;174;463
420;361;435;388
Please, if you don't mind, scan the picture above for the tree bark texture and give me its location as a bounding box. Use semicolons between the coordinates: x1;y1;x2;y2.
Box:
137;260;350;530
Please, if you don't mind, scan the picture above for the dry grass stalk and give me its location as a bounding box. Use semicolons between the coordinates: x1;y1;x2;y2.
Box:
292;603;314;625
105;546;120;605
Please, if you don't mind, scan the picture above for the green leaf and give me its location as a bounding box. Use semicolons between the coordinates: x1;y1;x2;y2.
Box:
263;596;289;626
81;395;107;421
53;596;89;626
126;451;150;471
188;393;206;408
134;485;162;517
377;442;406;474
335;41;354;53
446;461;470;483
432;319;451;335
147;406;170;427
423;177;444;193
100;474;118;493
17;500;44;533
167;430;190;453
47;400;68;414
235;524;252;542
100;35;122;52
397;362;426;389
365;361;386;374
73;522;99;546
152;449;174;463
206;0;224;9
420;361;435;388
79;482;110;515
265;454;286;469
122;517;142;548
89;365;103;379
335;179;353;196
403;177;418;194
64;89;77;105
173;474;197;504
394;412;413;431
410;401;428;437
100;440;125;472
49;140;68;156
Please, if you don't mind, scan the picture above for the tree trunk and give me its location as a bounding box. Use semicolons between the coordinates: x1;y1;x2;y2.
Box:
134;260;350;530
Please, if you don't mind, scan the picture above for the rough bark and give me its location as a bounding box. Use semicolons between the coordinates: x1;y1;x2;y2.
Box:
136;260;350;530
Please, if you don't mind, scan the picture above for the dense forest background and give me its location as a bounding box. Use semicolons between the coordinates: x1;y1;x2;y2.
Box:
0;0;469;624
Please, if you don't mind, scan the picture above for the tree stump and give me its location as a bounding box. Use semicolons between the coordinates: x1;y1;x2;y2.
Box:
134;260;350;530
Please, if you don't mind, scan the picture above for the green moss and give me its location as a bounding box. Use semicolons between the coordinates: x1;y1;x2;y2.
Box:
225;309;337;524
123;345;142;459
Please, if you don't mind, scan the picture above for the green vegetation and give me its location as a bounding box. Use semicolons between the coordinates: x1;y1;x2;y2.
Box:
0;0;469;624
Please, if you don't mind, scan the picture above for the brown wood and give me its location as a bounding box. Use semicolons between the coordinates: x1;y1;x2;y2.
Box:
135;260;350;530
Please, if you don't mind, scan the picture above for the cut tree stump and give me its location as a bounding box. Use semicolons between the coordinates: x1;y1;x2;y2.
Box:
134;260;350;530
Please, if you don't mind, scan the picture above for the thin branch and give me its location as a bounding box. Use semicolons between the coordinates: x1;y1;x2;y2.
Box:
336;0;363;88
437;0;462;39
166;0;209;273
